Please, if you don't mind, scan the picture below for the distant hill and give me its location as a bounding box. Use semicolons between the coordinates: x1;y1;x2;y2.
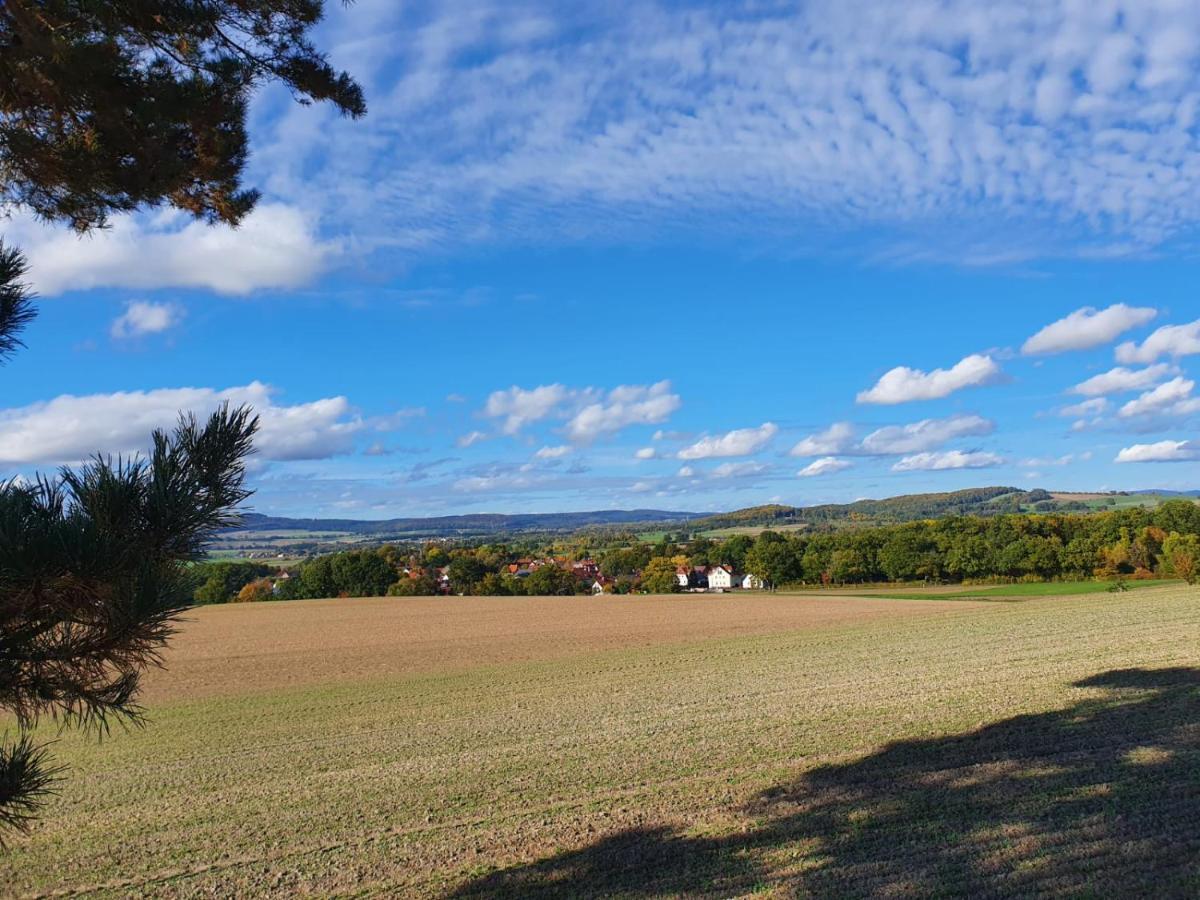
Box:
675;487;1197;534
684;486;1029;532
214;488;1198;560
229;508;700;538
1130;489;1200;497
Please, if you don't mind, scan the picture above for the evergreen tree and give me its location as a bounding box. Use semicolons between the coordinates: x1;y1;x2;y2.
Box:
0;0;364;233
0;1;364;833
0;396;257;833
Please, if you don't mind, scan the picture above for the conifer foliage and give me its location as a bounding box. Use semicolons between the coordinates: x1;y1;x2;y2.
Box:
0;0;364;231
0;1;363;833
0;255;258;827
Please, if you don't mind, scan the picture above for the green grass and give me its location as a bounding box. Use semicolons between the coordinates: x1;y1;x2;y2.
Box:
2;585;1198;896
699;523;810;538
635;529;671;542
637;523;809;540
1071;492;1179;510
849;579;1170;601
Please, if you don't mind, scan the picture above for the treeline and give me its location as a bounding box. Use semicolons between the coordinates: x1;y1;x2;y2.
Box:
187;543;594;603
189;500;1200;603
699;500;1200;586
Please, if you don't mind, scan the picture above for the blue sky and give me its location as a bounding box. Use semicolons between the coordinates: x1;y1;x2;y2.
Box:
4;0;1200;517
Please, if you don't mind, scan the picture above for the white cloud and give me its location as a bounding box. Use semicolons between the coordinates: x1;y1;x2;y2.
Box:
1022;304;1156;355
790;422;855;457
110;300;183;339
368;407;426;431
564;381;681;443
22;205;336;296
244;1;1200;266
1021;453;1083;467
859;414;994;455
484;384;571;434
1059;397;1109;417
535;444;571;459
0;382;362;465
857;354;1001;405
1115;440;1200;463
482;381;680;442
798;457;852;477
1118;377;1200;418
1116;320;1200;364
453;472;539;493
1070;364;1174;396
678;422;778;460
710;461;770;479
456;430;488;448
892;450;1004;472
676;465;696;478
634;447;656;459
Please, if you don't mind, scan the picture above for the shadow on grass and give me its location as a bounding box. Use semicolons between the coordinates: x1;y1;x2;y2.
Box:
450;667;1200;898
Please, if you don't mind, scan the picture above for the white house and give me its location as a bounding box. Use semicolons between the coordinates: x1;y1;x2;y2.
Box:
742;573;765;590
707;564;735;590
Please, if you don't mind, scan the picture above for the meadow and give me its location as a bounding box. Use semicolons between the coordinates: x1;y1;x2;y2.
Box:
3;586;1198;897
831;578;1169;601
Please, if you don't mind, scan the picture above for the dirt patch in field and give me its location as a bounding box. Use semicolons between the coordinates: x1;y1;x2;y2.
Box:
143;593;978;703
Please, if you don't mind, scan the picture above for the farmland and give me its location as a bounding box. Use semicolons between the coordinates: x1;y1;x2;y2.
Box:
3;586;1199;897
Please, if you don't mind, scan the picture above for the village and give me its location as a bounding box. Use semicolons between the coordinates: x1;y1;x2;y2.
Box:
380;556;768;596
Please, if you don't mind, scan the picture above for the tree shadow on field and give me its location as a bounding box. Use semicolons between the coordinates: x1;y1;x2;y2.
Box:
450;668;1200;898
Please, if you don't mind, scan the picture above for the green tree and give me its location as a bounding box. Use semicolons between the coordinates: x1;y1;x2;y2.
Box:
0;246;34;360
330;550;396;597
0;0;364;833
299;555;337;599
827;548;868;584
879;527;927;582
0;406;257;832
273;574;305;601
524;564;578;596
192;560;271;604
447;555;488;594
0;0;364;235
639;557;680;594
1154;499;1200;536
501;573;528;596
387;575;438;597
600;544;652;578
712;534;753;570
1163;532;1200;585
476;572;511;596
744;533;799;589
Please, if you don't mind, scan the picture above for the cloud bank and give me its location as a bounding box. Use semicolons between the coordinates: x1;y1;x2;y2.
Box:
0;382;364;465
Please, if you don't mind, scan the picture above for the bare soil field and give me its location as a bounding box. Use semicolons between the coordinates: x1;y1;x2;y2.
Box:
3;586;1198;898
140;592;974;702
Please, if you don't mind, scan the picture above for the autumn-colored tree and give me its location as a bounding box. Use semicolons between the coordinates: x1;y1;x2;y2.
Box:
236;578;275;603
